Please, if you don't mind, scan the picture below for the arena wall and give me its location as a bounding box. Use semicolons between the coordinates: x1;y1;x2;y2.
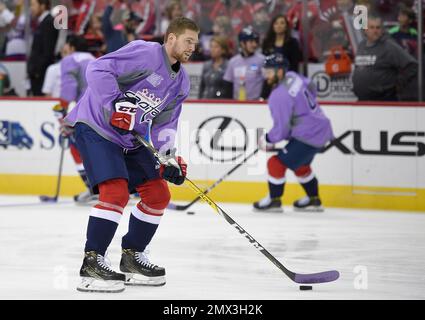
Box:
0;98;424;212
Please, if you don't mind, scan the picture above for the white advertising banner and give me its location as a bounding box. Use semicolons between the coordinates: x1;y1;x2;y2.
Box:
0;99;424;191
0;99;76;175
175;102;425;190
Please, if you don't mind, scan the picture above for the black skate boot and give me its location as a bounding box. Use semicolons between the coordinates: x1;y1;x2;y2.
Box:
77;251;125;293
293;196;324;212
120;249;166;286
253;195;283;212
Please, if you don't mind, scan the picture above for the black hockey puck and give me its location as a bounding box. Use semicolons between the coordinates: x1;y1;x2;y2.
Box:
299;285;313;291
187;211;195;215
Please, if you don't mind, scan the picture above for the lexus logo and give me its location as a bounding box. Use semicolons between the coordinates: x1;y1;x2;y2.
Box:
195;116;248;162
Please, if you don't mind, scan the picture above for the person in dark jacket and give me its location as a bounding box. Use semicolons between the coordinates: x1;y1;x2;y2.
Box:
27;0;58;96
261;14;302;99
352;15;418;101
198;36;231;99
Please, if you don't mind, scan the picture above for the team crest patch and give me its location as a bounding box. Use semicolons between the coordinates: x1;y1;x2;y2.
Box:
146;72;164;87
124;89;169;124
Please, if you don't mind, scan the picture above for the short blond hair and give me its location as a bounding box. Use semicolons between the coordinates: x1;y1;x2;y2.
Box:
164;17;200;43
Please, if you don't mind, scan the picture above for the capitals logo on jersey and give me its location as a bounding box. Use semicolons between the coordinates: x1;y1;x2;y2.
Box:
124;89;169;124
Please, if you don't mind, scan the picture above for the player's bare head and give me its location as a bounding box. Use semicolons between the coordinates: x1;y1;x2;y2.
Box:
364;15;383;43
31;0;50;17
164;17;200;63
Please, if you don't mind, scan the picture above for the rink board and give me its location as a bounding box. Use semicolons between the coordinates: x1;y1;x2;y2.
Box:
0;98;424;211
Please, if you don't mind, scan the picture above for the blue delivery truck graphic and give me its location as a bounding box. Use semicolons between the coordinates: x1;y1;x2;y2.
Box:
0;120;33;149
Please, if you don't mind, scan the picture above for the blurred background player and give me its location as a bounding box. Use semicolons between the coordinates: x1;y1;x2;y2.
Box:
253;53;334;212
57;35;96;205
223;26;264;101
64;17;198;293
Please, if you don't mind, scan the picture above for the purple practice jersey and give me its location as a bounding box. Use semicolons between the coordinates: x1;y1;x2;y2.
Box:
64;40;190;151
223;52;265;100
60;52;95;103
266;71;333;148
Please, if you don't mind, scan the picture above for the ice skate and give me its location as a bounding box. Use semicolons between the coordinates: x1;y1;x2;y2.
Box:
73;190;99;206
120;248;166;286
77;251;125;293
253;195;283;212
293;196;324;212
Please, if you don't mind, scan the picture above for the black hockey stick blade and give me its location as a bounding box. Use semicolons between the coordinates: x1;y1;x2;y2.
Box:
39;195;58;203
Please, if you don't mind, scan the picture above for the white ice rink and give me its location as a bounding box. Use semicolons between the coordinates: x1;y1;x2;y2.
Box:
0;195;424;300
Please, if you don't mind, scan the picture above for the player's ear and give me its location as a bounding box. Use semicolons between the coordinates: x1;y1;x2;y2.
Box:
168;33;177;43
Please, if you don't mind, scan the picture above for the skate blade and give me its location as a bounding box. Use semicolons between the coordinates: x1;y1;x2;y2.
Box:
76;277;125;293
293;206;324;212
252;207;284;213
74;198;99;206
124;273;166;286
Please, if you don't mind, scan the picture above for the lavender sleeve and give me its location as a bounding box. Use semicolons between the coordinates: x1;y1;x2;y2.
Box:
266;88;294;143
60;56;78;103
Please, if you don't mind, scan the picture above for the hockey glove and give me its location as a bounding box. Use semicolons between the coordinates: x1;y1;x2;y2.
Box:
110;97;138;134
160;156;187;185
59;118;74;137
258;133;275;152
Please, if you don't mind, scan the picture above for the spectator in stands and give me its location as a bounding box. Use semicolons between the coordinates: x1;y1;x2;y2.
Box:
261;14;302;99
251;2;270;39
389;5;417;57
262;15;301;72
159;0;184;36
199;15;235;60
102;0;143;53
84;14;105;57
3;0;26;60
0;0;15;58
223;26;265;101
352;15;418;101
198;36;231;99
27;0;58;96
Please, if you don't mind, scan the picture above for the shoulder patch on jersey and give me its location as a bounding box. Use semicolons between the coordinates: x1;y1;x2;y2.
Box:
282;73;303;97
146;72;164;87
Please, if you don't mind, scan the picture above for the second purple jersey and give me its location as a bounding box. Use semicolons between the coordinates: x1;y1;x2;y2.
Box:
266;71;333;148
64;40;190;151
60;51;95;103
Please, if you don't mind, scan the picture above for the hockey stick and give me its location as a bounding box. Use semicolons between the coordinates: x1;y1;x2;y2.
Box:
39;137;66;203
167;148;259;211
131;131;340;284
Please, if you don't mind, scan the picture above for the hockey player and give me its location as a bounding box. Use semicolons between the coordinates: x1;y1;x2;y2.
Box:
64;17;199;293
253;54;333;212
56;35;97;205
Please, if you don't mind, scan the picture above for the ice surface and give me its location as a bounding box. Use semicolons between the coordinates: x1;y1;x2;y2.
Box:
0;195;424;300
